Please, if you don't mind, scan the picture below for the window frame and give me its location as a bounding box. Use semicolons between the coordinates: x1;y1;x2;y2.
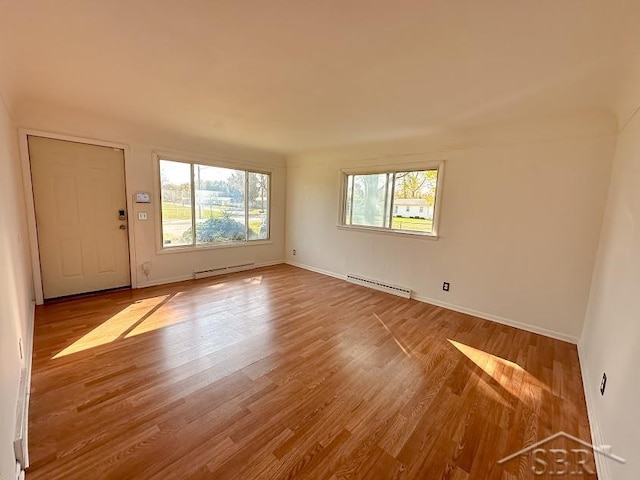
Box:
338;160;444;239
154;152;272;254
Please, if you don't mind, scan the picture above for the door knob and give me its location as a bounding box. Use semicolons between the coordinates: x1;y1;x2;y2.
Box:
119;225;127;230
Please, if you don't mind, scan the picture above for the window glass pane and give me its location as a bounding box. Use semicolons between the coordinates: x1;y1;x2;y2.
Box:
391;170;438;233
248;172;269;240
160;160;193;247
351;173;388;228
194;164;246;244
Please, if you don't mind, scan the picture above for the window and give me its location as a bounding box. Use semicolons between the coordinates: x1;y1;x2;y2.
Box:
159;158;270;249
342;166;441;236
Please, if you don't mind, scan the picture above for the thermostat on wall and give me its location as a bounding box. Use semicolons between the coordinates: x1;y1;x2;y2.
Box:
135;192;151;203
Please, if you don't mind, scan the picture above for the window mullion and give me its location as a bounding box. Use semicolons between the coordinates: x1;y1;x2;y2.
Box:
389;173;396;229
245;171;249;241
382;173;390;229
349;175;355;225
190;163;196;246
342;175;347;224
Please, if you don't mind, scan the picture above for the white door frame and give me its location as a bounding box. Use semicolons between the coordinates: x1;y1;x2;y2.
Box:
19;129;138;305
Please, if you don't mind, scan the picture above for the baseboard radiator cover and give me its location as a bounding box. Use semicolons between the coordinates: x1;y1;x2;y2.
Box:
15;461;22;480
194;262;256;280
346;273;412;299
14;367;29;475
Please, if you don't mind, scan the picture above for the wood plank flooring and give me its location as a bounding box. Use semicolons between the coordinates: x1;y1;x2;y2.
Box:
27;264;595;479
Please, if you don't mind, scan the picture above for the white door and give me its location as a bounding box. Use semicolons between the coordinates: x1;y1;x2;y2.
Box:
29;136;131;299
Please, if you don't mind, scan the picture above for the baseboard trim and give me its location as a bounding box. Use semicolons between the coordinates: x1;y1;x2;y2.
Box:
412;294;579;344
286;260;579;344
136;260;286;289
286;260;346;281
25;301;35;398
136;274;193;288
577;342;609;480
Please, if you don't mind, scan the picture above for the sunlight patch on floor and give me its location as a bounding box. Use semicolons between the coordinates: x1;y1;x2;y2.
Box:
125;284;259;338
124;303;187;338
52;295;171;358
448;339;549;405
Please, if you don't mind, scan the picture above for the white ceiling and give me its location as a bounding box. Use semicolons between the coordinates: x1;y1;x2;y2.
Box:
1;0;639;153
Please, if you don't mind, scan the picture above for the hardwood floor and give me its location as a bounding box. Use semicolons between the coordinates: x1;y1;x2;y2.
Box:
27;264;595;479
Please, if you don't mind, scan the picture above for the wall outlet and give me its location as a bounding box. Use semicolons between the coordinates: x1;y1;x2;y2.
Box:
443;282;450;292
138;212;148;220
292;249;296;256
600;372;607;395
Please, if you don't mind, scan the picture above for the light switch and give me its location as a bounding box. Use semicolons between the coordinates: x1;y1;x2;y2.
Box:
138;212;148;220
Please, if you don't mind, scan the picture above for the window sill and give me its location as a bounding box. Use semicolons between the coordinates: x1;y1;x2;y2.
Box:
337;225;439;240
157;239;273;255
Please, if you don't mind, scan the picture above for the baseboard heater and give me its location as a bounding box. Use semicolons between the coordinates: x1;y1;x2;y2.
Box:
14;367;29;477
194;262;256;280
346;274;412;299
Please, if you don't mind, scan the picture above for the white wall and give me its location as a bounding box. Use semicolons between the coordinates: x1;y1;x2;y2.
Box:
580;109;640;479
14;102;287;291
0;96;34;478
286;116;617;342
